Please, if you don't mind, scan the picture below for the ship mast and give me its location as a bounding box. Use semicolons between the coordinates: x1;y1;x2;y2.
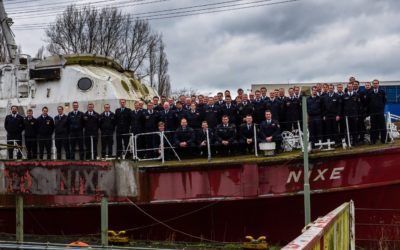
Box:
0;0;17;64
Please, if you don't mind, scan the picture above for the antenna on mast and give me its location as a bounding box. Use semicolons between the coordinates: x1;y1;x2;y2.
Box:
0;0;17;64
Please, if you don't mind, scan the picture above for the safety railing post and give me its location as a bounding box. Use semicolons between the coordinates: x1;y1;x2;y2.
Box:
161;131;165;164
100;196;108;246
16;194;23;243
52;136;56;160
206;129;211;161
132;133;136;160
253;124;258;157
345;116;352;148
90;136;94;160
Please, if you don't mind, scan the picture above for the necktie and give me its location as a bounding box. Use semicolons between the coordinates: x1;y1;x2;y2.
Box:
74;111;77;115
375;90;378;94
121;108;124;112
90;112;92;116
247;125;250;130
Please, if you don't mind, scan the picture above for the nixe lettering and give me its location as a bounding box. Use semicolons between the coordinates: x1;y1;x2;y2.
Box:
286;167;344;183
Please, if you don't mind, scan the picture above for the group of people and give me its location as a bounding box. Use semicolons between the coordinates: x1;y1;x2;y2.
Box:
3;77;387;160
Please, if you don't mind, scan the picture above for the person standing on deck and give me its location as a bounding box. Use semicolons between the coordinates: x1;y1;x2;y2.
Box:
367;79;387;144
68;101;84;160
4;105;24;159
54;106;70;160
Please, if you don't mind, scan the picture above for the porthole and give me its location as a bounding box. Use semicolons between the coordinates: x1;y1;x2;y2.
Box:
77;77;93;91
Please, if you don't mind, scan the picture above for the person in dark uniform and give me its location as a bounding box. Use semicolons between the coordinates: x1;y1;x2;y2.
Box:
99;104;115;158
36;106;54;160
4;105;24;159
131;101;145;158
354;81;367;143
204;97;220;129
283;88;301;132
252;90;266;124
115;99;132;158
153;121;173;160
239;115;257;154
68;101;84;160
267;91;283;124
307;86;323;147
152;96;163;112
368;79;387;144
321;84;340;143
173;118;195;158
187;103;203;129
143;102;159;158
158;102;177;134
336;83;346;141
215;115;237;156
259;110;282;152
196;120;214;157
83;103;99;159
174;101;188;127
342;82;361;145
54;106;70;160
23;109;37;159
237;94;254;125
220;96;239;127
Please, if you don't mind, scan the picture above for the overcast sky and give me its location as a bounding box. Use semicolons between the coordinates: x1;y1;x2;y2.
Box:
8;0;400;94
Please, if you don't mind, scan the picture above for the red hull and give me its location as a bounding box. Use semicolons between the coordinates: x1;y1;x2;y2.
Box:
2;145;400;249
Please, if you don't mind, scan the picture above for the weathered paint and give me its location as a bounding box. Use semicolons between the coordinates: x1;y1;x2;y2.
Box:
0;147;400;249
0;161;137;197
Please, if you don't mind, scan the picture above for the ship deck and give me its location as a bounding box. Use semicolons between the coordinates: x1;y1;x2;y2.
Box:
137;140;400;169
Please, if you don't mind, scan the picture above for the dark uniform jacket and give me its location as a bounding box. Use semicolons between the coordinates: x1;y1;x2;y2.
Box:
143;110;159;132
259;120;281;140
130;109;145;134
239;123;256;143
215;123;237;143
174;126;195;146
342;92;360;117
237;102;255;121
36;115;55;138
307;96;323;117
252;99;266;123
54;114;69;136
186;109;203;129
67;110;84;132
83;111;100;136
174;109;189;126
220;104;239;125
23;117;37;137
115;107;132;134
99;112;116;135
5;114;24;138
203;105;220;129
367;88;386;115
322;93;341;117
159;109;177;132
195;128;214;145
284;96;301;123
267;98;283;122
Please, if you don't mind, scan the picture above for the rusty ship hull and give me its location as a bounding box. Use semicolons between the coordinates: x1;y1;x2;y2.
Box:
1;143;400;248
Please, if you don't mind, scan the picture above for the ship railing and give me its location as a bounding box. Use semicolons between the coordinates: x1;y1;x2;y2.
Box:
131;131;181;163
282;201;355;250
386;112;400;141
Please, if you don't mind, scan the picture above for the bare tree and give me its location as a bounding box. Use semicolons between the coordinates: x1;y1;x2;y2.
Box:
156;40;171;97
171;87;199;100
35;46;45;59
45;5;171;95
